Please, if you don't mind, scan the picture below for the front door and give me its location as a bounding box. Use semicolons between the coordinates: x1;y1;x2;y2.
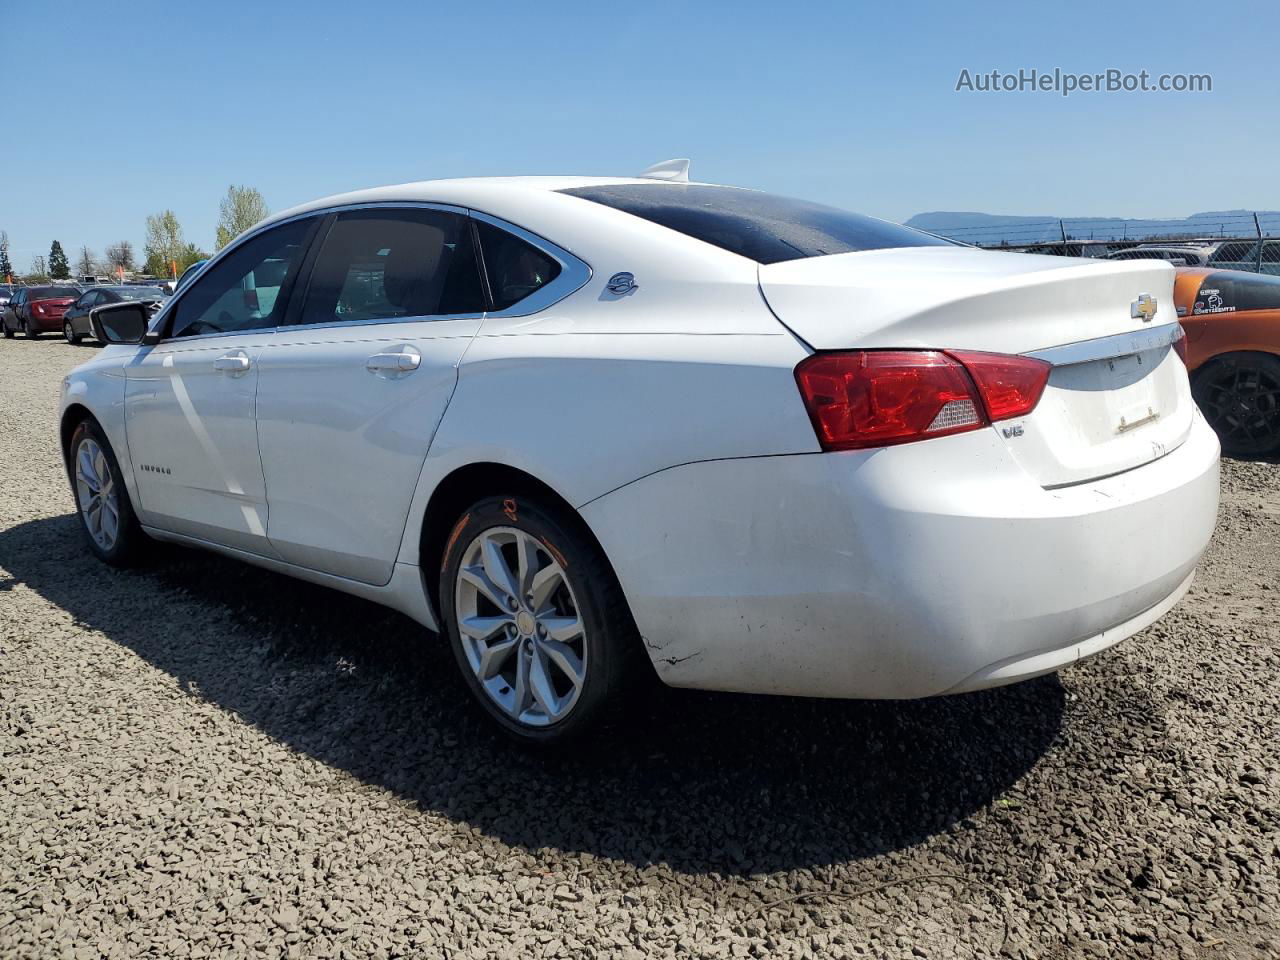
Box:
124;217;317;553
255;206;488;584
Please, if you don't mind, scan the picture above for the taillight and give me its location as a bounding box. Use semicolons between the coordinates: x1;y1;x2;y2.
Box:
1171;324;1188;365
947;350;1051;422
32;302;45;315
795;349;1051;451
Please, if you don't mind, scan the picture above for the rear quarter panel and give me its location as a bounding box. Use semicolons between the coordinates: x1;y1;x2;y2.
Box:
393;278;816;566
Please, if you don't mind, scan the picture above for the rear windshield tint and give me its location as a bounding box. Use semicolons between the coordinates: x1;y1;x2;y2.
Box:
1193;271;1280;314
31;286;80;299
559;183;953;264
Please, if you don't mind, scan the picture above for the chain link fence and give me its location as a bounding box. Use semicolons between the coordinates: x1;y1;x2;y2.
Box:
929;211;1280;274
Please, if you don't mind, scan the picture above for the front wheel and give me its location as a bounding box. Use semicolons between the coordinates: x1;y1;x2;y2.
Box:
439;495;639;745
22;320;39;340
1192;353;1280;457
68;419;149;566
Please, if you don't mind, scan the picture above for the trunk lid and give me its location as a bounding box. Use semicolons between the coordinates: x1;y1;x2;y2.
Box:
760;247;1194;487
33;297;75;317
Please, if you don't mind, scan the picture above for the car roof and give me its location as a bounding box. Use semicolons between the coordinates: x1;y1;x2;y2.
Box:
265;175;669;223
237;174;777;279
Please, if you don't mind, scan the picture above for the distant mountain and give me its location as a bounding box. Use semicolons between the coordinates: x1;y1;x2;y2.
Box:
906;210;1280;246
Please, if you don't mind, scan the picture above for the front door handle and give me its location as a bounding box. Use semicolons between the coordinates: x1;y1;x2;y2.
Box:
214;351;251;374
366;347;421;377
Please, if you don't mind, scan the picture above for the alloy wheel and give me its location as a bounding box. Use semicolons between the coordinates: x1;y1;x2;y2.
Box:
1197;364;1280;453
75;437;121;551
453;526;587;727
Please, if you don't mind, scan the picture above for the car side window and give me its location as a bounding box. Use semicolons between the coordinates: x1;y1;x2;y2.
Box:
475;221;561;310
297;209;486;326
1210;241;1256;265
168;218;315;339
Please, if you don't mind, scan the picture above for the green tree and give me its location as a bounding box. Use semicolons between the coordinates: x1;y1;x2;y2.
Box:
49;241;70;279
144;210;185;276
176;243;208;273
215;185;269;250
0;231;12;282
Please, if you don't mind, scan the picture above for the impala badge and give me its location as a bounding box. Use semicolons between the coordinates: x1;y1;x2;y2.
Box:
606;272;637;295
1131;293;1157;322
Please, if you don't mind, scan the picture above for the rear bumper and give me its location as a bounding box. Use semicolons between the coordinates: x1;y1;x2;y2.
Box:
582;413;1220;699
29;314;66;332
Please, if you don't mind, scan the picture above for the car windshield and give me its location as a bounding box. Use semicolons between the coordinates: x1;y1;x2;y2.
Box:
116;287;167;300
31;286;80;299
559;183;954;264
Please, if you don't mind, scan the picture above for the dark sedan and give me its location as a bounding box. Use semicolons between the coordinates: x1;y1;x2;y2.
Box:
62;286;168;344
1;285;81;339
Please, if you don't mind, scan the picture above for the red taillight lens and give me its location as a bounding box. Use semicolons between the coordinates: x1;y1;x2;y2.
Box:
795;349;1052;450
947;350;1051;422
33;302;45;315
795;351;985;450
1171;324;1188;365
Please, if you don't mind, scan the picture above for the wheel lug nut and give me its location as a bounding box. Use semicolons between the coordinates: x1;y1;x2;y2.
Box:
506;596;518;611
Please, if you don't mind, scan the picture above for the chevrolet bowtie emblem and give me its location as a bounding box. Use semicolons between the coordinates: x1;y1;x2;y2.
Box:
1131;293;1157;322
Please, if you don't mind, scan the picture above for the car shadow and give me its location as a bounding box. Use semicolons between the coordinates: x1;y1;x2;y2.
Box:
0;512;1065;874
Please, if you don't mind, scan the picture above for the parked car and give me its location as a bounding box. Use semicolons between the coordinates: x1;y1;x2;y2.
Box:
1205;239;1280;276
2;285;80;339
60;167;1219;744
174;259;207;292
1175;267;1280;455
1103;244;1215;266
0;284;19;310
62;286;168;344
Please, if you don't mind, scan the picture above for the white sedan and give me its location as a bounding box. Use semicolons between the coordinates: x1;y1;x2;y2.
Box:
62;162;1220;744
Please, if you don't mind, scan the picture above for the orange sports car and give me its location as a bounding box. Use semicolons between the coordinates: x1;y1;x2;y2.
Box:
1175;267;1280;456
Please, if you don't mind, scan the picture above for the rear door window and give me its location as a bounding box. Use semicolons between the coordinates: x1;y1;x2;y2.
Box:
475;221;561;310
297;208;486;326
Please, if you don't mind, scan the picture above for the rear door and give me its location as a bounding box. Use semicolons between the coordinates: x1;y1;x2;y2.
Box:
255;206;488;584
124;217;318;553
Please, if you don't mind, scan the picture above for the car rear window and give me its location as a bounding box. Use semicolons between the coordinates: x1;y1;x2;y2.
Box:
1193;271;1280;314
559;183;953;264
116;287;167;301
31;286;80;299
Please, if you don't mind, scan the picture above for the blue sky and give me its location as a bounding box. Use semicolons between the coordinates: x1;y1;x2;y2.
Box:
4;0;1277;269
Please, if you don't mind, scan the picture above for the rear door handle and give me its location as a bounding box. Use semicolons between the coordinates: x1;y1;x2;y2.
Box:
366;347;421;377
213;351;251;374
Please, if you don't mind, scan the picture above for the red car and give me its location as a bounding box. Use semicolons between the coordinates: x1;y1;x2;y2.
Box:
1;285;81;339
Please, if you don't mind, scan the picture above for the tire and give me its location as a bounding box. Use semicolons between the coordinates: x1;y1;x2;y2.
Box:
22;320;39;340
64;321;81;345
2;318;12;339
439;494;639;745
67;419;149;567
1191;353;1280;457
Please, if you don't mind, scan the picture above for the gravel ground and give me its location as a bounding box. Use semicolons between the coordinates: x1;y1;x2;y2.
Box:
1;337;1278;959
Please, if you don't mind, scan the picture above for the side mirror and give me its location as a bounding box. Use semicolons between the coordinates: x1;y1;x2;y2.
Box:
90;301;153;344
